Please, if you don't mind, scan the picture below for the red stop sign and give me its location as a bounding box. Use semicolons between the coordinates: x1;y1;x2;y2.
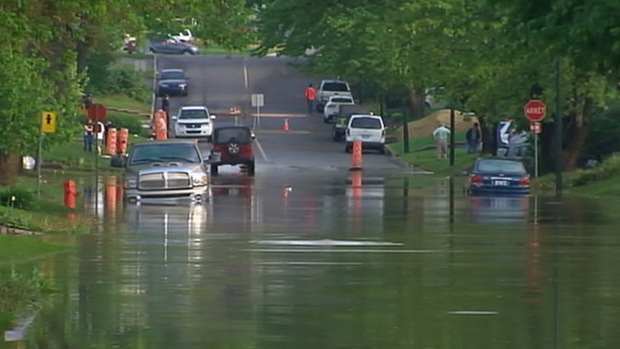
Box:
524;100;546;122
87;103;107;122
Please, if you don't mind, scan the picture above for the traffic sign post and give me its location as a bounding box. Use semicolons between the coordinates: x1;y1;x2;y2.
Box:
38;111;57;196
41;111;57;133
251;94;264;129
525;101;546;178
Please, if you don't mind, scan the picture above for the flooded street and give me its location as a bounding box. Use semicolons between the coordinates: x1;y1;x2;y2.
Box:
8;170;620;348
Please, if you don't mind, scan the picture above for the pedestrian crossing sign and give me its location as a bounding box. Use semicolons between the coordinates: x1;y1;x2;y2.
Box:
41;111;57;133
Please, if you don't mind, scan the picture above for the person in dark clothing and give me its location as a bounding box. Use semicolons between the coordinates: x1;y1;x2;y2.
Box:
465;122;481;154
161;95;171;129
83;120;94;152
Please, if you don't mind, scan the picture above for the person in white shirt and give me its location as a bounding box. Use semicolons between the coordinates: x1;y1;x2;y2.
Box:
432;123;451;159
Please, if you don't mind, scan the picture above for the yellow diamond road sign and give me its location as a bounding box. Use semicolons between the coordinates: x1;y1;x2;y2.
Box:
41;111;57;133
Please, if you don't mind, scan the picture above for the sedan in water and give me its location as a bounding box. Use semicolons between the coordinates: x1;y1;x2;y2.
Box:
466;157;530;195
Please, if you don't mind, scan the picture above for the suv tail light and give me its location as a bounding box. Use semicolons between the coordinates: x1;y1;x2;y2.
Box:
346;128;350;136
381;129;386;137
519;176;530;185
470;174;483;184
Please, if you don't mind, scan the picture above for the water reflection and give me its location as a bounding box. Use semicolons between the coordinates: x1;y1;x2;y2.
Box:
468;195;531;224
13;173;620;348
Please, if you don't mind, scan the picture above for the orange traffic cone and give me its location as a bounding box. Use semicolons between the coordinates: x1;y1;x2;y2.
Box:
282;118;290;132
349;140;362;170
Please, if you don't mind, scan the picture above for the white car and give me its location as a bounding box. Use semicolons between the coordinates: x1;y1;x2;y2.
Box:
316;80;352;112
323;95;355;123
170;29;194;43
345;114;386;154
173;106;216;141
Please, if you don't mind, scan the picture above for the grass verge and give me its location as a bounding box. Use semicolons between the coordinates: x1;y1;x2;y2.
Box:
388;133;478;176
94;94;151;114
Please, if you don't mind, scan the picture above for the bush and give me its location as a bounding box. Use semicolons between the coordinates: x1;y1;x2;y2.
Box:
106;112;147;135
568;155;620;187
584;105;620;158
88;65;150;104
0;187;38;210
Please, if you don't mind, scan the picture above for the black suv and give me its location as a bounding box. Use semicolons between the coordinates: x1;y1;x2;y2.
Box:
209;126;256;176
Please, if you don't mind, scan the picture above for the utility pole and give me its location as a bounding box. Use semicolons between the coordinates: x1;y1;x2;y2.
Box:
554;58;563;198
449;108;455;166
402;105;410;153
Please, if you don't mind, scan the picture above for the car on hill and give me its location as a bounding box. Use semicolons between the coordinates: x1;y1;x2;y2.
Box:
209;126;256;176
156;69;189;97
149;38;199;55
172;106;216;141
345;114;386;154
111;139;211;204
316;80;352;113
465;157;530;196
323;95;355;123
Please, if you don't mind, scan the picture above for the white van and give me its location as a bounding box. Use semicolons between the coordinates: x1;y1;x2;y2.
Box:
345;114;386;154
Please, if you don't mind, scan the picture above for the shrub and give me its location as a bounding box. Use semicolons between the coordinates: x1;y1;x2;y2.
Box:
569;155;620;187
88;65;150;104
0;187;38;210
106;112;147;135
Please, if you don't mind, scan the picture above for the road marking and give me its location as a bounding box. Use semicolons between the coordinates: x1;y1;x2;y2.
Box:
254;137;268;161
255;130;311;134
244;249;442;254
243;64;248;89
249;113;307;118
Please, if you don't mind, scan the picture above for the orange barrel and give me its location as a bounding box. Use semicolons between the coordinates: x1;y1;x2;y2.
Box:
63;180;78;208
156;118;168;140
350;141;363;170
106;128;118;156
105;176;116;217
117;128;129;154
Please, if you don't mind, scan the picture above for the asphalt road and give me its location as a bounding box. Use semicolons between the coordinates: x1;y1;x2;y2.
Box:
155;53;407;176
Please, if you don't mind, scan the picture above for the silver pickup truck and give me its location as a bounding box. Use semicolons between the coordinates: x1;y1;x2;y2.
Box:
316;80;353;113
111;139;210;204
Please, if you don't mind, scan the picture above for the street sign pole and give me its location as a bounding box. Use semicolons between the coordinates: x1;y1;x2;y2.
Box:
534;133;539;178
36;133;44;197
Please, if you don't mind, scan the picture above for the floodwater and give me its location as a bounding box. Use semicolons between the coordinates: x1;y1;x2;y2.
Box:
4;172;620;348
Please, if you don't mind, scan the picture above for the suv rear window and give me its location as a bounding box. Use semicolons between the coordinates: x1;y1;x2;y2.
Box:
179;109;208;120
215;128;251;143
322;82;349;92
350;117;383;129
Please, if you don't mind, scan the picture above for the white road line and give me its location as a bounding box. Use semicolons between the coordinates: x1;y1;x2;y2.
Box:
243;64;248;89
254;138;268;162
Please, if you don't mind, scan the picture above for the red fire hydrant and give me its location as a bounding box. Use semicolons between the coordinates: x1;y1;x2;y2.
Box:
64;180;78;209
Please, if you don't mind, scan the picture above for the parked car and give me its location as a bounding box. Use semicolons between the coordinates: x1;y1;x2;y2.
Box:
209;126;256;176
466;157;530;196
149;38;199;55
156;69;189;97
323;95;355;123
170;29;194;43
331;105;372;142
111;139;210;204
172;106;216;140
316;80;352;112
344;114;386;154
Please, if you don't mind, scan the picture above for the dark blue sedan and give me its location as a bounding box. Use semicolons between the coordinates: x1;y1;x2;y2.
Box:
466;157;530;195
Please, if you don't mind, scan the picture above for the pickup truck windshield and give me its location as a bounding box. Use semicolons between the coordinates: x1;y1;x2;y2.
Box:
129;143;201;165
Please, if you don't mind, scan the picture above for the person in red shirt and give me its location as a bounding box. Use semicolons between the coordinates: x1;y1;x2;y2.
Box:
304;83;317;113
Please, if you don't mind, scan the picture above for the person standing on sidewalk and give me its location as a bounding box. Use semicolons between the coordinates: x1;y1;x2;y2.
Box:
465;122;481;154
432;123;451;159
304;84;316;114
83;120;94;152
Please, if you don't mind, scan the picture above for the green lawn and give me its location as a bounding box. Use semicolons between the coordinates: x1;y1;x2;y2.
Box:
387;132;478;176
0;235;71;263
94;94;151;114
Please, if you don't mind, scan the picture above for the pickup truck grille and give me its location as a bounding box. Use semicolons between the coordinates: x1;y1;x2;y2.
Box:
139;171;191;190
